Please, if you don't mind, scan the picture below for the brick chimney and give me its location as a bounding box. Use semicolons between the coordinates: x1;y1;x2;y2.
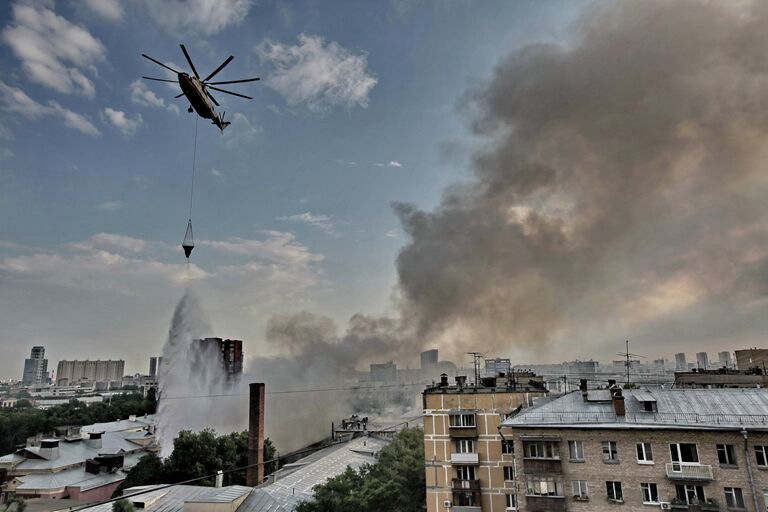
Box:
580;379;588;401
247;382;265;487
611;387;625;417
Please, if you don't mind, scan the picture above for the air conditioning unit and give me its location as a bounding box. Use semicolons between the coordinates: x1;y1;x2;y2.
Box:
443;500;452;508
659;503;671;510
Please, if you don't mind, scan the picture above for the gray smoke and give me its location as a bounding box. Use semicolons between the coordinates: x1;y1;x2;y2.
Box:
393;0;768;359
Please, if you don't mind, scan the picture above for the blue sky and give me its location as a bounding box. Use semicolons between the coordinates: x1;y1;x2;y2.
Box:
0;0;584;377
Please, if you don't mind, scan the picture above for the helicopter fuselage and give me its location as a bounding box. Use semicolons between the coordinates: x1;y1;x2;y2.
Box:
178;73;227;131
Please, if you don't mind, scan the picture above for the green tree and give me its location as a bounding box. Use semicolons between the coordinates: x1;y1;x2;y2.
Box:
1;497;26;512
112;499;134;512
112;453;166;497
296;428;426;512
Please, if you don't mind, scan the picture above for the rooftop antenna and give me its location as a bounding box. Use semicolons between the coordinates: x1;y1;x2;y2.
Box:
467;352;483;388
616;340;646;388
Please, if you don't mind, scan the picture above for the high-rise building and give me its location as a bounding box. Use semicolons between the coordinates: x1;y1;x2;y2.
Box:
22;346;48;387
718;351;733;369
198;338;243;377
735;348;768;371
675;352;687;371
485;358;512;377
149;357;158;379
56;360;124;385
696;351;709;370
420;349;438;372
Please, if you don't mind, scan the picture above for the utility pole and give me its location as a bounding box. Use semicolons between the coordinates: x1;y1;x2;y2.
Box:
467;352;482;388
616;340;645;388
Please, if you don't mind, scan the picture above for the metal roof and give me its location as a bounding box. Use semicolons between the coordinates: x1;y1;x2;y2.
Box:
78;485;251;512
502;388;768;430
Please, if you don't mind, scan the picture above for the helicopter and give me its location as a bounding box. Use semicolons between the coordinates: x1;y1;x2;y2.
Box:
141;44;259;131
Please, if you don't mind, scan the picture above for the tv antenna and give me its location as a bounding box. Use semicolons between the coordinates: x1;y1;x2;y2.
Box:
467;352;483;388
616;340;646;388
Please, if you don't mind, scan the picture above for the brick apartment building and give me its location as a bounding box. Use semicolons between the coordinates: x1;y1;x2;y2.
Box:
423;371;548;512
499;383;768;512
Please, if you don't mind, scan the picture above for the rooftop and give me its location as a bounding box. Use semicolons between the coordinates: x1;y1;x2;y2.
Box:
502;387;768;430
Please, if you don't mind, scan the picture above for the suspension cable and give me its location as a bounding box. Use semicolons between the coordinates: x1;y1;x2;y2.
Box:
188;116;198;222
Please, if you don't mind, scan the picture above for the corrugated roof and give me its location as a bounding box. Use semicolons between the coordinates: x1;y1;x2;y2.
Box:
503;388;768;430
78;485;247;512
13;466;125;491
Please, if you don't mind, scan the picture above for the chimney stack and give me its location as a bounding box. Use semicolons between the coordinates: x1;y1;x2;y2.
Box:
247;383;265;487
579;379;588;401
439;373;448;387
607;379;616;388
84;431;103;449
611;387;625;417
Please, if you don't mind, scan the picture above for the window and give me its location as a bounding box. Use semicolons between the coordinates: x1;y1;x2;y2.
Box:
456;465;476;481
523;440;559;459
602;441;618;462
606;481;623;502
756;446;768;467
762;490;768;510
502;440;514;455
450;413;476;427
636;442;653;463
503;466;514;481
572;480;588;498
505;494;517;510
569;440;584;461
725;487;745;509
641;483;659;504
526;476;564;497
676;484;705;504
669;443;699;471
718;444;737;466
456;439;474;453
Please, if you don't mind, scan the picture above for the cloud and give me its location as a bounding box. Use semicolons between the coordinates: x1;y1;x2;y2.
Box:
144;0;253;36
222;112;261;149
373;160;403;168
130;80;180;114
96;200;123;211
70;233;147;254
277;212;339;236
2;3;105;97
0;81;100;135
80;0;124;21
256;34;377;112
211;168;223;177
200;231;323;267
101;107;143;136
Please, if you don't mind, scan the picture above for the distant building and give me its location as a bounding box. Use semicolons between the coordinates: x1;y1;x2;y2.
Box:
696;351;709;370
485;358;511;377
148;357;158;379
423;371;548;512
21;346;48;387
674;368;768;389
420;349;439;372
0;415;156;500
197;338;243;377
735;348;768;372
56;360;124;385
370;361;397;382
718;351;733;369
565;360;599;380
500;385;768;511
675;352;687;371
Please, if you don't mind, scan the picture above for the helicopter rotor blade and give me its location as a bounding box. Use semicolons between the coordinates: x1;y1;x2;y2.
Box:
205;90;220;106
207;86;252;100
179;44;200;78
142;76;179;83
202;56;234;83
206;77;260;85
142;54;181;75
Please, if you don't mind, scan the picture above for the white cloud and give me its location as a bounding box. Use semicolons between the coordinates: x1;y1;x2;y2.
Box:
277;212;339;237
96;200;123;211
2;3;105;97
130;80;180;114
80;0;124;21
222;112;261;149
388;160;402;167
211;168;224;177
144;0;253;36
70;233;147;254
0;81;100;136
101;107;143;136
256;34;377;112
200;231;323;267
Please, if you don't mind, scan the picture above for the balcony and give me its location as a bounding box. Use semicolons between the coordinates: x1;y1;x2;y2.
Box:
452;479;481;492
665;463;714;481
451;452;480;464
525;496;567;512
523;459;562;474
449;426;478;438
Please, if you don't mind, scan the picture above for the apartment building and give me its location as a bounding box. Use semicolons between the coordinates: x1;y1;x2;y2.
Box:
423;372;548;512
56;360;125;385
500;383;768;511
